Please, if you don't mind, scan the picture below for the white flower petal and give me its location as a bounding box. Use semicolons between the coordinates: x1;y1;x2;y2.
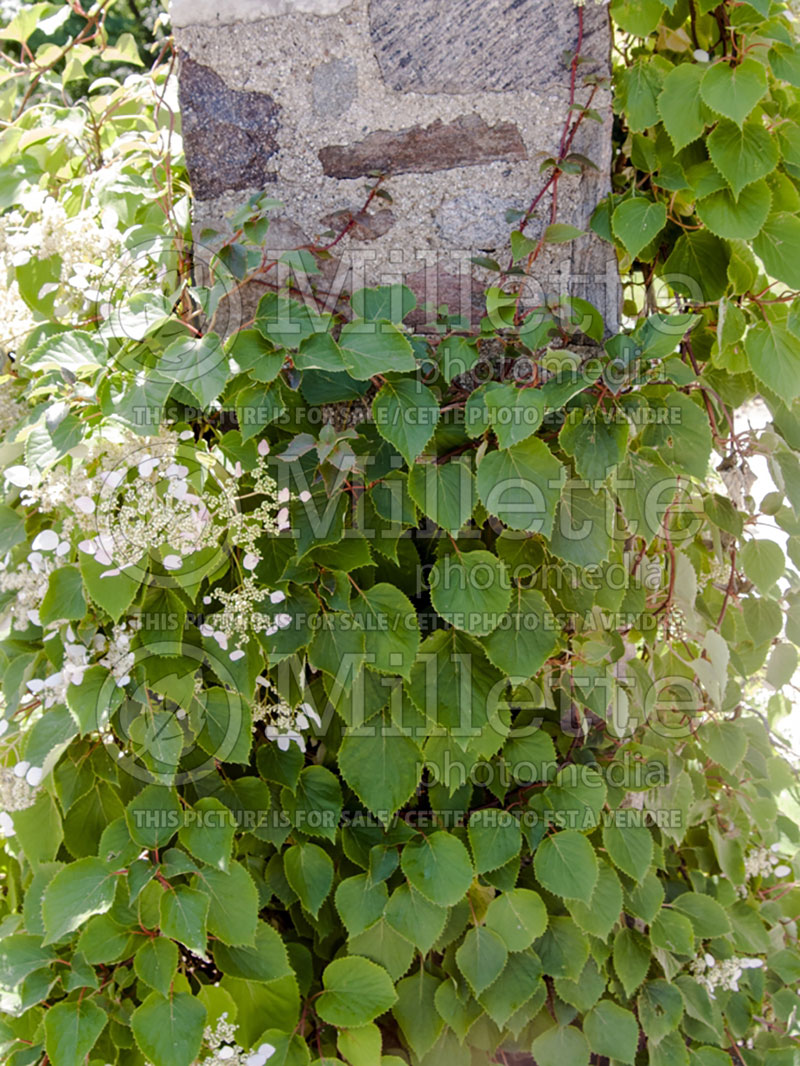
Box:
32;530;59;552
230;650;245;662
75;495;96;514
5;465;30;487
243;553;260;571
163;554;182;571
774;865;792;877
25;767;42;787
269;590;286;604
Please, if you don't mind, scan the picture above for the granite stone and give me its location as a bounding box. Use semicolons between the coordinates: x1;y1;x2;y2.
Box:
318;115;527;178
177;57;280;199
368;0;611;94
312;57;358;118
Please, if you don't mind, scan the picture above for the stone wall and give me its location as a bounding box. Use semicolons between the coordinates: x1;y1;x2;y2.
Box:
172;0;620;332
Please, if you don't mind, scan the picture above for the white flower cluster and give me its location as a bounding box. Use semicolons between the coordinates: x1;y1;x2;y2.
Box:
252;678;321;751
200;580;291;654
195;1015;274;1066
0;193;120;325
0;747;43;836
98;619;141;686
0;383;26;441
26;628;90;709
690;953;764;997
0;549;56;631
745;845;793;881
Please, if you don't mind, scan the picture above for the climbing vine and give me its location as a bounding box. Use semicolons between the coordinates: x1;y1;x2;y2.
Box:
0;1;799;1065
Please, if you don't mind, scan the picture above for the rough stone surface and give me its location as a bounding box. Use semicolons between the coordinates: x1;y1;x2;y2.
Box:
177;57;280;199
319;115;527;178
171;0;354;27
369;0;611;94
312;57;358;117
173;0;622;330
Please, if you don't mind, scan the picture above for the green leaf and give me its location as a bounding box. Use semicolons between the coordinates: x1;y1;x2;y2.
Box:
544;223;585;244
485;889;548;951
559;407;629;482
227;328;285;379
584;1001;638;1065
134;937;179;998
317;957;397;1027
351;285;416;323
456;926;508;996
548;482;613;567
335;874;389;937
481;587;558;680
566;859;623;941
602;824;653;883
485;383;546;449
700;58;768;126
468;810;522;873
697;180;772;240
530;1025;590;1066
159;334;229;408
477;437;564;535
339;320;417;379
177;797;235;871
385;884;448;955
651;908;695;955
638;979;684;1042
408;460;476;535
235;380;285;441
613;927;651;997
308;612;366;680
393;971;444;1059
707;119;779;199
126;785;181;851
752;213;800;289
254;292;329;348
479;951;543;1029
533;831;598;903
372;378;440;464
80;551;141;621
42;858;116;944
672;892;732;937
39;565;86;627
612;198;667;260
438;336;480;383
194;862;259;946
284;842;334;917
697;719;748;772
658;63;707;151
338;718;421;820
131;992;206;1066
407;628;502;736
401;832;474;907
212;922;293;983
281;765;342;842
429;550;511;637
44;999;107;1066
662;230;731;302
351;583;420;679
535;916;589;981
159;886;209;958
0;933;55;987
338;1025;382;1066
740;538;785;593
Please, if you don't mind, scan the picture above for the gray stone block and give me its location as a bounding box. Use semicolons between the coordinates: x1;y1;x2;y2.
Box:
368;0;612;94
177;57;280;199
312;57;358;118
